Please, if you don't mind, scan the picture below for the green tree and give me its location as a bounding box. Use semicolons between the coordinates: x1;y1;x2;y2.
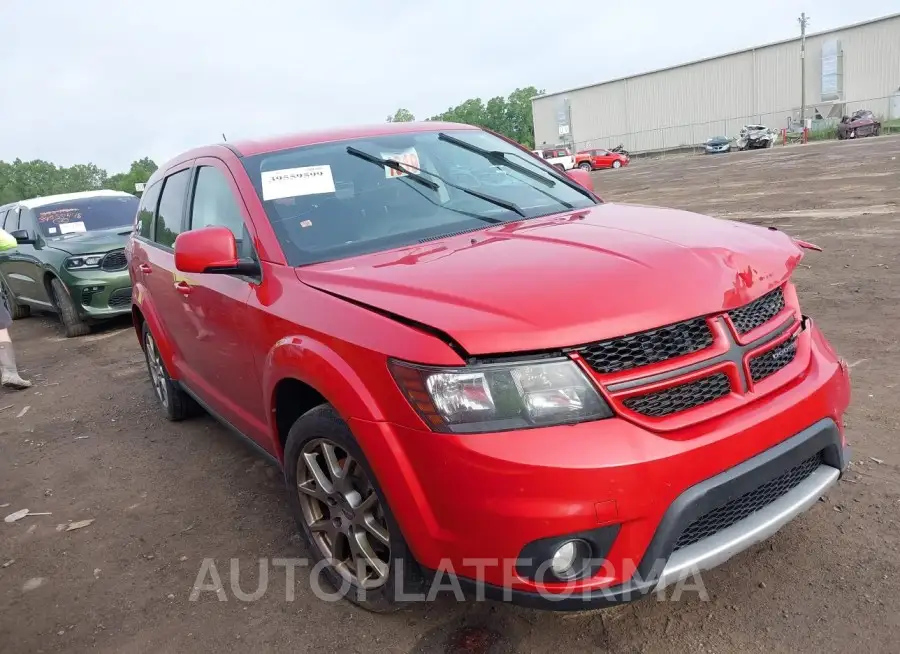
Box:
0;156;158;204
386;108;415;123
427;86;543;148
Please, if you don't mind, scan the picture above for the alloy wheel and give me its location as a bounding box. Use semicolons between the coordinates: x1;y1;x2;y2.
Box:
296;438;391;589
144;332;169;409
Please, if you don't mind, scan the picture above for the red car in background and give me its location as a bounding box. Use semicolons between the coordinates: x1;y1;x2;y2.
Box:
576;148;629;171
130;121;850;612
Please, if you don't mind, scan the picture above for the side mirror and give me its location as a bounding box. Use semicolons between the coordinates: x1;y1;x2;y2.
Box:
174;226;259;275
565;168;595;193
10;230;34;245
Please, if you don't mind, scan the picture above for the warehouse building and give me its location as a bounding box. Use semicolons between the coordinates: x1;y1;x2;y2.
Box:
532;12;900;154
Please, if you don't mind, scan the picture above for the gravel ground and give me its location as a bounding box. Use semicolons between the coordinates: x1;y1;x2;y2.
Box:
2;135;899;654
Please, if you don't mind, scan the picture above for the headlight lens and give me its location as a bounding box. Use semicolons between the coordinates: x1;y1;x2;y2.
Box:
65;255;103;270
389;358;613;433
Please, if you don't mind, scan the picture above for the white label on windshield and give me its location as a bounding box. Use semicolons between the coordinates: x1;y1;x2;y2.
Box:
261;165;335;201
380;148;420;178
47;227;59;234
59;221;87;234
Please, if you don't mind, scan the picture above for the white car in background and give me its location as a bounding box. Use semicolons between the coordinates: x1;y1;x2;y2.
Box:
532;147;576;171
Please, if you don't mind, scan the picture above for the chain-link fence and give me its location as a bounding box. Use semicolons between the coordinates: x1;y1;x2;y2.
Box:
567;94;900;158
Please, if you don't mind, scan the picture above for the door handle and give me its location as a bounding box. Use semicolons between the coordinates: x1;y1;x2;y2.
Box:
174;281;192;296
139;264;153;274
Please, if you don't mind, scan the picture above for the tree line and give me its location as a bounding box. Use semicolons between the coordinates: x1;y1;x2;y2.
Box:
387;86;543;149
0;157;158;205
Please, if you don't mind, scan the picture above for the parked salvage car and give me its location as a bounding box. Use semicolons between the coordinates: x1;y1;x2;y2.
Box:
737;125;777;150
0;190;139;337
704;136;732;154
131;121;850;612
575;148;629;170
531;146;575;171
838;110;881;139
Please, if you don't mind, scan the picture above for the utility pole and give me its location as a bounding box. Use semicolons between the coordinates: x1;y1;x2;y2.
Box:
567;101;575;153
799;13;809;125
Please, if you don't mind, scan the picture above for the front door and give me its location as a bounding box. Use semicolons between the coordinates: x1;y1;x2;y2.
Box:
170;158;268;442
0;207;53;309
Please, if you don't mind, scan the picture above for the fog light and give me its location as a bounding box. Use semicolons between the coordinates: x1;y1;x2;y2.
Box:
550;539;590;580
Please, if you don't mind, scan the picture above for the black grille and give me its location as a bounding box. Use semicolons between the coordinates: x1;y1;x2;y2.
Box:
100;249;128;272
623;373;730;417
728;288;785;335
673;452;823;551
580;317;713;374
108;287;132;309
750;338;797;382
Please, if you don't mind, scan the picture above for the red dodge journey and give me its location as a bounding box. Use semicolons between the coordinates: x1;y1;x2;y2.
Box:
127;121;851;611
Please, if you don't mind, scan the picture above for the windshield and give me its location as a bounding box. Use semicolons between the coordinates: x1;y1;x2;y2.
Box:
35;196;139;238
241;129;598;266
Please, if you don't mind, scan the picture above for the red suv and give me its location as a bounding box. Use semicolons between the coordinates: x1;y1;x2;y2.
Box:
128;122;850;612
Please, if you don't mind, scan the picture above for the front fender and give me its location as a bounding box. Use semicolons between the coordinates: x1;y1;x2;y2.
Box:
132;281;177;377
262;336;387;453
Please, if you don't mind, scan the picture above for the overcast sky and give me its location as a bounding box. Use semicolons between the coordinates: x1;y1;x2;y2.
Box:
0;1;896;172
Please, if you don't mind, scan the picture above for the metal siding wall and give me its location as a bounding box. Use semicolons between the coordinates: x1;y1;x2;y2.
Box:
532;14;900;153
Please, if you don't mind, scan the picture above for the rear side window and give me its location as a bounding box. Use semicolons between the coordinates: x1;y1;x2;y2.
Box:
137;181;162;239
154;170;191;248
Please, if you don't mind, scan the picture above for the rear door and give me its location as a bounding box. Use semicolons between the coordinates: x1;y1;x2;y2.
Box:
171;157;267;438
137;165;194;371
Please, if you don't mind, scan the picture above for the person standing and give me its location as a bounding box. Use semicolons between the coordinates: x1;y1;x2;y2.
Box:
0;226;31;390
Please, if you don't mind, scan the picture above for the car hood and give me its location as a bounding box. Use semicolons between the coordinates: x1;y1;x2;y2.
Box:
46;228;131;255
707;138;730;146
296;204;804;355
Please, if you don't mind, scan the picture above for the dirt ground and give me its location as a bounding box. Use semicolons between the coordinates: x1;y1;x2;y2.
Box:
2;136;899;654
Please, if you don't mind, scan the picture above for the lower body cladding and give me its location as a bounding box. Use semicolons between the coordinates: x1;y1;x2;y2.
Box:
352;324;850;609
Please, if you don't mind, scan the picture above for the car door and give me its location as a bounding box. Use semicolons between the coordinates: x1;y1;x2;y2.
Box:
171;158;268;439
0;206;52;308
137;165;195;371
594;150;613;168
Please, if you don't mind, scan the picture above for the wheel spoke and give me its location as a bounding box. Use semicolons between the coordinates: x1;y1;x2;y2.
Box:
362;514;390;547
297;478;327;501
357;491;378;513
303;452;334;494
320;442;343;480
350;529;388;583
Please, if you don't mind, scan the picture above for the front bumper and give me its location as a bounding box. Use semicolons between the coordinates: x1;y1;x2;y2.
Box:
64;269;133;320
706;145;730;153
354;323;851;607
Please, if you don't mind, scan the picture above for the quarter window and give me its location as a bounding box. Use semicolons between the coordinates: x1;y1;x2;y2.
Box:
154;169;191;248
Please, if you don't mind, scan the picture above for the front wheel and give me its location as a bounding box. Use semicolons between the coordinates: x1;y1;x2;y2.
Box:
284;404;417;612
49;277;90;337
578;162;592;171
554;163;565;171
612;160;622;169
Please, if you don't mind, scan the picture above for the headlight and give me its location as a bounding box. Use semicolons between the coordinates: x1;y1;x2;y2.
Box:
389;358;613;433
65;255;104;270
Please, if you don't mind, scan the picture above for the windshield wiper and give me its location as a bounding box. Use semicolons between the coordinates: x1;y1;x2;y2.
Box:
437;133;555;187
345;146;523;218
438;132;596;203
346;147;439;191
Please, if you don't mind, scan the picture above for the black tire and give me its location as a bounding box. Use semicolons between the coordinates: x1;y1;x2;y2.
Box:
1;278;30;320
284;404;419;613
49;277;91;337
141;321;193;421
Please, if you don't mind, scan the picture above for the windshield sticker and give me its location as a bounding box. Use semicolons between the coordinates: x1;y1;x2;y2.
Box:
38;208;83;224
59;221;87;234
380;148;420;178
300;220;313;228
47;226;59;235
261;165;336;201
